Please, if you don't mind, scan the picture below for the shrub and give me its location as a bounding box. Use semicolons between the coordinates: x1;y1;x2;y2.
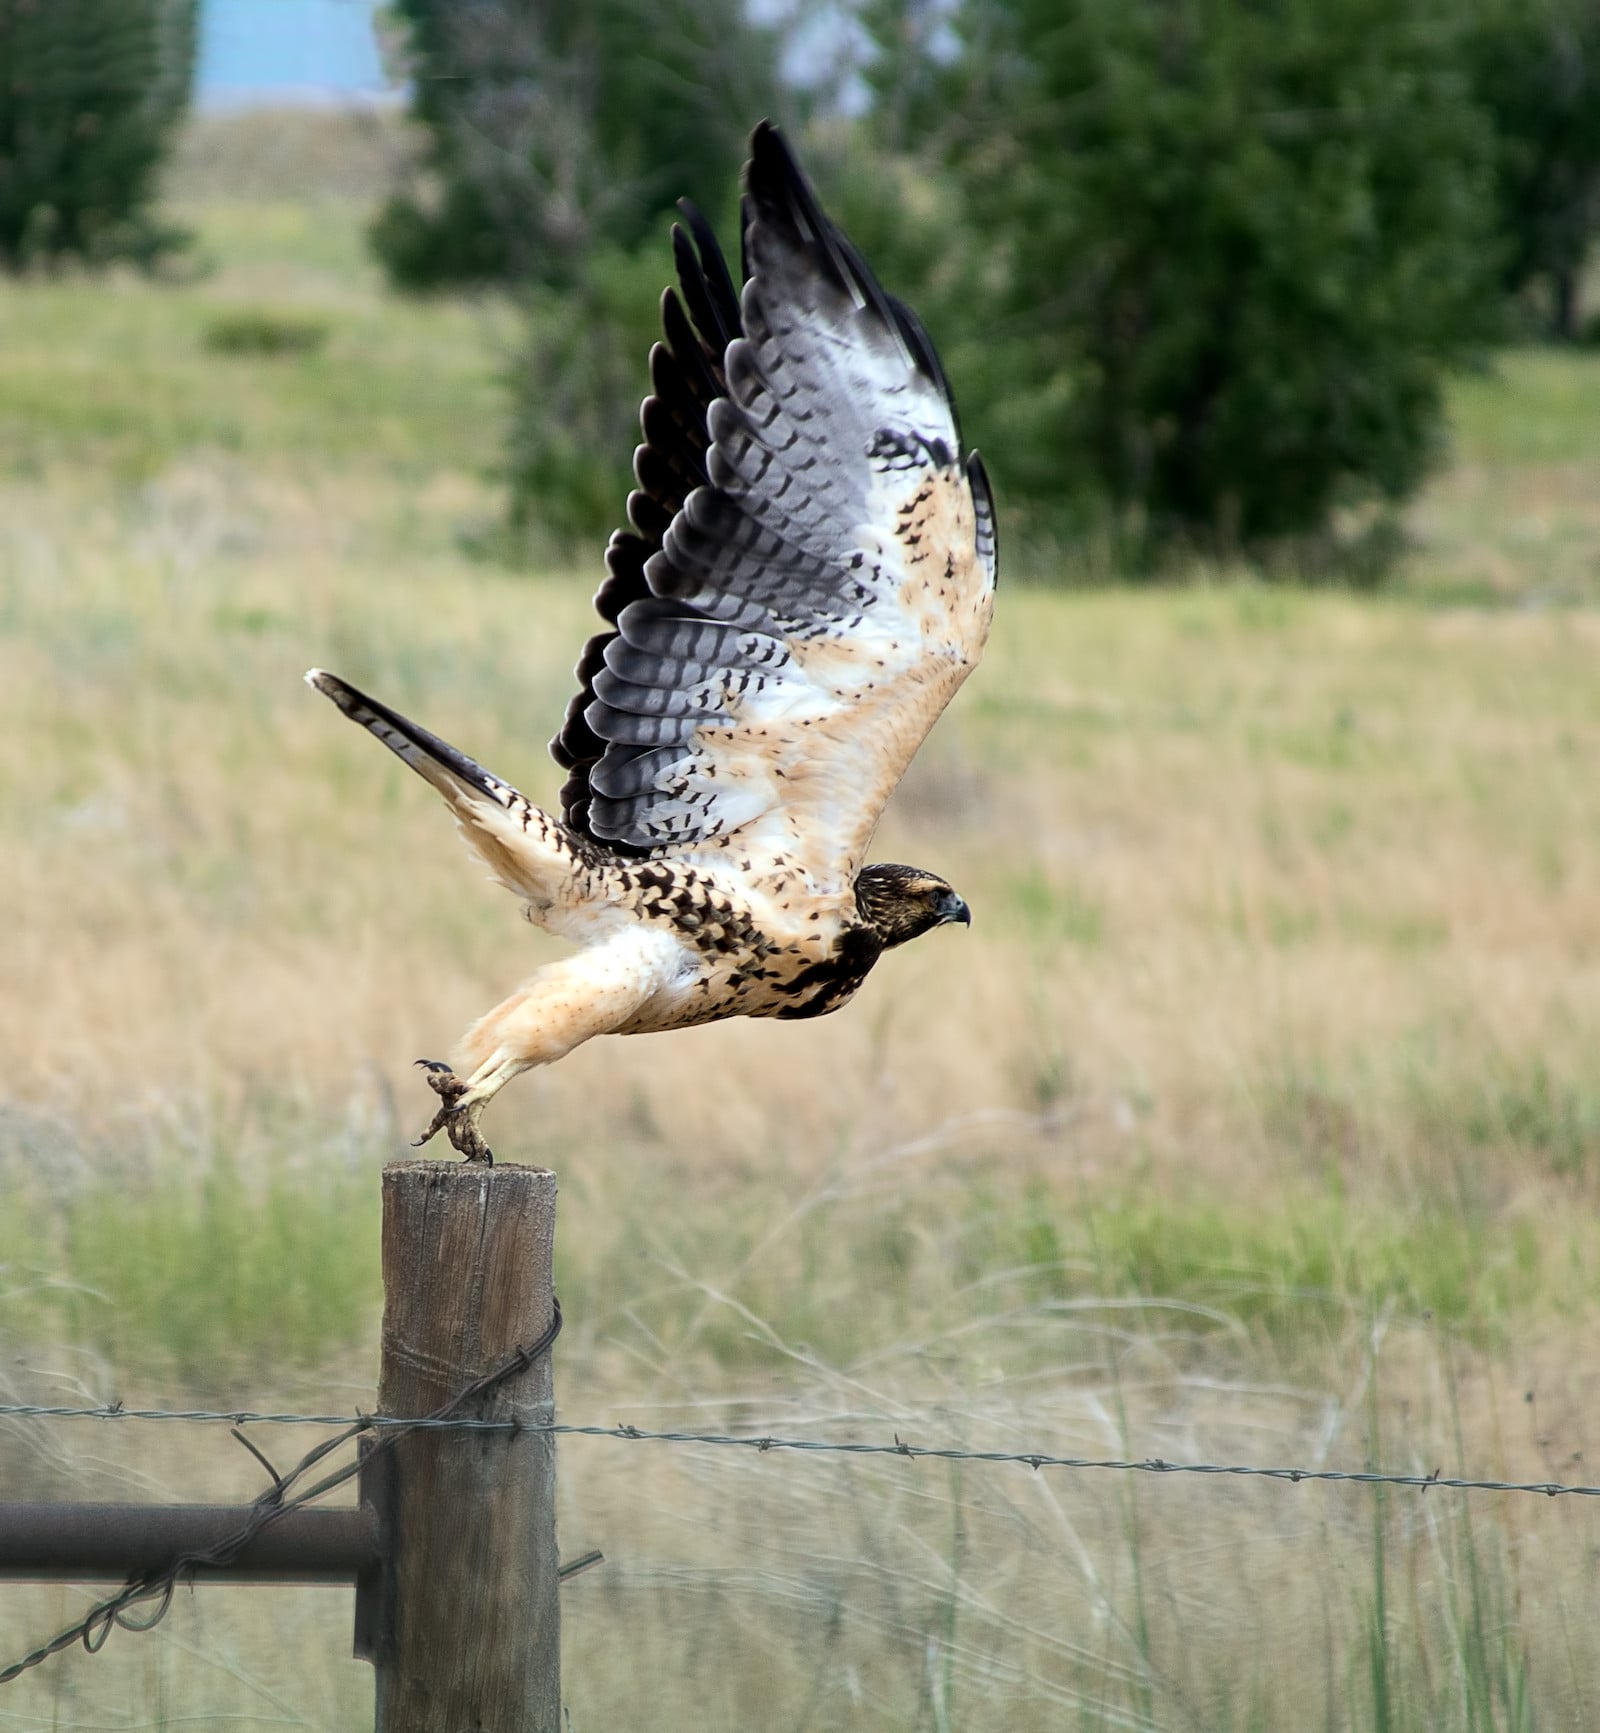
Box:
504;243;666;549
0;0;197;272
375;2;787;555
203;309;330;358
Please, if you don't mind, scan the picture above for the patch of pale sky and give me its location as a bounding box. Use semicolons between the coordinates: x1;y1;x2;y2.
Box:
197;0;880;110
197;0;388;107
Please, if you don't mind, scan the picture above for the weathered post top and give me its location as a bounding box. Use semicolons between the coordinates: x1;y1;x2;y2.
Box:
367;1159;560;1733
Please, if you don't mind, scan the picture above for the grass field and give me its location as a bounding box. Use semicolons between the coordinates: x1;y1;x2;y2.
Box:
2;111;1599;1729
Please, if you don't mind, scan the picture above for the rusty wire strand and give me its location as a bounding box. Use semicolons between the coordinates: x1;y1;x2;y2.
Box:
0;1298;563;1688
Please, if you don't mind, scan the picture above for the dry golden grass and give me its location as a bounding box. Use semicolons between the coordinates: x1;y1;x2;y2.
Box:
3;117;1600;1727
5;469;1598;1234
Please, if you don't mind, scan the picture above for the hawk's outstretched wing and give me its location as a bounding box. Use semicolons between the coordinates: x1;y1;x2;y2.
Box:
551;122;998;896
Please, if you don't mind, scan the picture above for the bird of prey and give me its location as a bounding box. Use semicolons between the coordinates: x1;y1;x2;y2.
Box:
307;122;997;1163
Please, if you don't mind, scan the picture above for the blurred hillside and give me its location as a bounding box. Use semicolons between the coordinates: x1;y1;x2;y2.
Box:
166;104;407;203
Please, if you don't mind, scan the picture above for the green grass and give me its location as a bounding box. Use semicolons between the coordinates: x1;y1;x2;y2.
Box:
0;188;502;491
1447;349;1600;465
0;1127;380;1391
0;281;500;484
0;1118;1568;1409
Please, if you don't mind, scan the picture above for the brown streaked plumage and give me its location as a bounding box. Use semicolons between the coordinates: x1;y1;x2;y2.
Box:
306;122;996;1162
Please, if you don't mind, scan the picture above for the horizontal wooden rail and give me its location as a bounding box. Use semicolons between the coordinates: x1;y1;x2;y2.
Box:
0;1502;379;1584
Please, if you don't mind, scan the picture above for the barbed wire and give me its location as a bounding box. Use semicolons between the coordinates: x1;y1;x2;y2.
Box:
2;1398;1595;1501
0;1299;564;1689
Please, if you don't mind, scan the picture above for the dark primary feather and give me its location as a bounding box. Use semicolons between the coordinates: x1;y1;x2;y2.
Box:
674;201;741;353
551;204;737;850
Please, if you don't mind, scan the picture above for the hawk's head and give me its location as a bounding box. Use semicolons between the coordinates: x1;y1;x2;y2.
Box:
855;864;972;950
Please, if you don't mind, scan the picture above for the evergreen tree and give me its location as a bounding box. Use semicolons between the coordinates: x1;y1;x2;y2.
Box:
0;0;197;272
376;2;788;548
1466;0;1600;339
372;0;783;290
863;0;1502;561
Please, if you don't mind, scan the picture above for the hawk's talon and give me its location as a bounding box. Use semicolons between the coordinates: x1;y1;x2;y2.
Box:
411;1063;494;1164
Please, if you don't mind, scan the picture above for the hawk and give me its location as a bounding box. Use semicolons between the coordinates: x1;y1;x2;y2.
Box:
307;123;998;1162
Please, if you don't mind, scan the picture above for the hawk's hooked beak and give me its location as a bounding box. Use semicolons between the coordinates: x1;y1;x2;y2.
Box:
938;890;972;928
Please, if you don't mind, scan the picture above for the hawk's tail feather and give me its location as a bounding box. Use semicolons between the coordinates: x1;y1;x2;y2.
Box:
304;669;520;812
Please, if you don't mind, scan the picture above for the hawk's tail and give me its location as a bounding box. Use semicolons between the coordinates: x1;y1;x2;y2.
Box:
305;669;580;907
305;670;522;813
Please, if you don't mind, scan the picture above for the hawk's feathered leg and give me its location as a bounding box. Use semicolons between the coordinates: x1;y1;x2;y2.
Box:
407;929;689;1162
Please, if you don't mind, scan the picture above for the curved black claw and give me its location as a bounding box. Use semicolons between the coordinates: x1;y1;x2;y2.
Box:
417;1062;466;1102
412;1104;450;1150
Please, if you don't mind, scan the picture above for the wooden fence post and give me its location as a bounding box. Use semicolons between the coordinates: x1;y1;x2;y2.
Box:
363;1159;560;1732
